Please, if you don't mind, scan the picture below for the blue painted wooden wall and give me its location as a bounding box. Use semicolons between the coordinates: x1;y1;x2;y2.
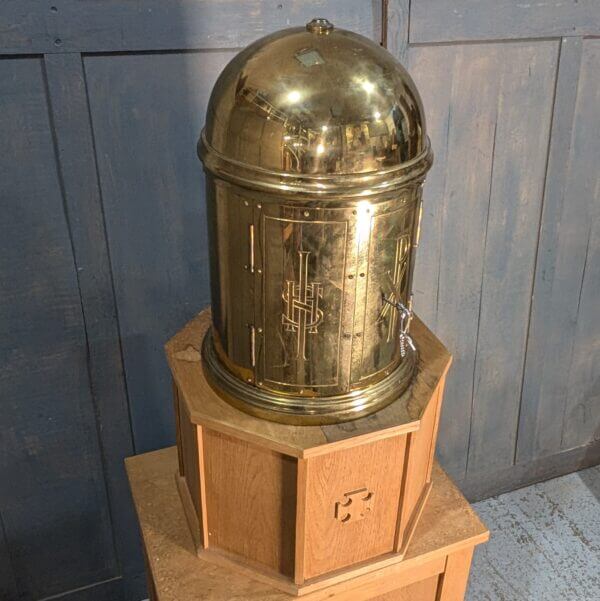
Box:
0;1;598;599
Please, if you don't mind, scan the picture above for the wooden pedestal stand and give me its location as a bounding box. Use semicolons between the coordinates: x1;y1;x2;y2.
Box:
165;309;454;595
127;448;489;601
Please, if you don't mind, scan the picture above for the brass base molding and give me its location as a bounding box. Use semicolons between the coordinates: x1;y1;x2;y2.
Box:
202;330;417;426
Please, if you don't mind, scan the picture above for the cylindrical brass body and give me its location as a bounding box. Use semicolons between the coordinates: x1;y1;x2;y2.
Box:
199;19;432;424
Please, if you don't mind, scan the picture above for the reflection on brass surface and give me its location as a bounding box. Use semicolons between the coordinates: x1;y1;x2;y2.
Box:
199;18;432;424
202;332;417;425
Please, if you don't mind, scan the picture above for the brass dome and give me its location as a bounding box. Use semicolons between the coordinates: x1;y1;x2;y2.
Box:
199;18;431;198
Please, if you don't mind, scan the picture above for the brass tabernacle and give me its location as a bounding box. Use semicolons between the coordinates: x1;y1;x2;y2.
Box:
198;18;433;424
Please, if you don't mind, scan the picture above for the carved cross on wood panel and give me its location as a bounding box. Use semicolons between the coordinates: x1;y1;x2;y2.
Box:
334;488;374;523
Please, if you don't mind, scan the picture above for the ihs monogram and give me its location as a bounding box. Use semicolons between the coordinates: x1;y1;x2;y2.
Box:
282;250;323;360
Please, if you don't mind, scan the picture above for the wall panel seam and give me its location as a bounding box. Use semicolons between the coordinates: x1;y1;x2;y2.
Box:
42;51;122;575
464;121;497;477
79;54;138;454
513;39;563;465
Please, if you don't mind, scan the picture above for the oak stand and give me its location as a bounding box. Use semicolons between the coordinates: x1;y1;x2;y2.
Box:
163;308;460;595
126;448;489;600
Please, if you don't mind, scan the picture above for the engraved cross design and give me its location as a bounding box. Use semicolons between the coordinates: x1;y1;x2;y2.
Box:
334;488;374;523
377;234;411;342
282;250;323;360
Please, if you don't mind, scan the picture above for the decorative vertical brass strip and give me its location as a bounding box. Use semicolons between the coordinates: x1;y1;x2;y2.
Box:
196;425;210;549
381;0;389;48
294;457;309;585
248;223;255;274
249;324;256;368
415;195;424;249
349;206;373;384
405;187;424;316
253;203;264;386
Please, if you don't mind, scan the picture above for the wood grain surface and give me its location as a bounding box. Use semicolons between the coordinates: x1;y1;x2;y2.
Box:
303;436;407;579
370;575;439;601
203;430;297;576
410;0;600;43
126;447;488;601
0;55;121;600
409;40;557;480
178;400;201;521
0;0;381;54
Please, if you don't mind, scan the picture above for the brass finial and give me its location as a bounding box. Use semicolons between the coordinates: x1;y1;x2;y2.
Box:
306;18;334;34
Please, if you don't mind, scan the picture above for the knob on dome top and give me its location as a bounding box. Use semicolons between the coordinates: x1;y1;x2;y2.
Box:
306;17;334;34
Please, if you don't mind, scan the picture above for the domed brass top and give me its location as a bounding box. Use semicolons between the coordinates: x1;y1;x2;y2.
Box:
199;19;432;197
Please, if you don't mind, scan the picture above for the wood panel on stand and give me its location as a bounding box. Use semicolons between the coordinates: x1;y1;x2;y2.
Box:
371;576;439;601
302;436;407;580
126;447;489;601
396;376;444;554
436;548;474;601
178;400;201;521
203;429;297;577
169;308;451;593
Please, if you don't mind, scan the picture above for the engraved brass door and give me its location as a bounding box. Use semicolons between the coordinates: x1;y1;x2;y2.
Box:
252;191;419;399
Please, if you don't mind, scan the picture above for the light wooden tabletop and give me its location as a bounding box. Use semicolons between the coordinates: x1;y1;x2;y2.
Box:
126;447;488;601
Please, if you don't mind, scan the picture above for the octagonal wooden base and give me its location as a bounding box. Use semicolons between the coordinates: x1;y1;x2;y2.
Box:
165;309;451;596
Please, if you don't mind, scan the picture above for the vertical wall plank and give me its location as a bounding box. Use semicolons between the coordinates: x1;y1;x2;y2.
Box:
409;41;557;479
516;37;584;463
560;39;600;451
409;44;501;479
44;52;142;588
386;0;410;64
408;48;454;331
466;41;557;474
0;515;18;600
0;56;117;599
83;51;235;451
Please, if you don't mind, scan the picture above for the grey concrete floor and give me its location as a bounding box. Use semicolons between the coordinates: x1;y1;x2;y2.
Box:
467;464;600;601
